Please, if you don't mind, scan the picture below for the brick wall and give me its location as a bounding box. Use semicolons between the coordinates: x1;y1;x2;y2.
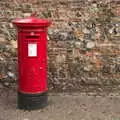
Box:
0;0;120;92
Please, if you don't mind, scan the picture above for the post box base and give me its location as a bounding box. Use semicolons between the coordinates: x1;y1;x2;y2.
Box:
17;92;48;110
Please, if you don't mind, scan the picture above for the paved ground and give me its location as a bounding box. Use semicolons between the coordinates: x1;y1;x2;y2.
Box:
1;88;120;120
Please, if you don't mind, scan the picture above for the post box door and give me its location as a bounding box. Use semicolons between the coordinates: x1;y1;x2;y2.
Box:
18;31;47;93
19;61;47;93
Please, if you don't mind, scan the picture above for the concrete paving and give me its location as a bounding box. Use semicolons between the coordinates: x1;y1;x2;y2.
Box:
0;88;120;120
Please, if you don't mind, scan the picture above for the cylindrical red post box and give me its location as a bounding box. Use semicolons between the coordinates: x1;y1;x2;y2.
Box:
12;16;51;110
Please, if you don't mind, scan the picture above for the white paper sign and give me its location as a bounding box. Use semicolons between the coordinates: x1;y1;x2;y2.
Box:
28;43;37;57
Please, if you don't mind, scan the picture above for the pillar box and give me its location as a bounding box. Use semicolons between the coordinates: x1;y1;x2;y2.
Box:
12;16;51;110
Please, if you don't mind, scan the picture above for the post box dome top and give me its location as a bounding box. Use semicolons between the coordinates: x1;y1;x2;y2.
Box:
12;17;51;27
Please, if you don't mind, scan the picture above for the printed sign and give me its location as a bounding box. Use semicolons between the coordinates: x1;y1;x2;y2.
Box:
28;43;37;57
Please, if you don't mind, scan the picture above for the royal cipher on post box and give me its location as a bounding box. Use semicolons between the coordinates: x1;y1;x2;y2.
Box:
12;16;51;110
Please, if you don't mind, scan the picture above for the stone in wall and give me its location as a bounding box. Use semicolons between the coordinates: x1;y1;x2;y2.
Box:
0;0;119;92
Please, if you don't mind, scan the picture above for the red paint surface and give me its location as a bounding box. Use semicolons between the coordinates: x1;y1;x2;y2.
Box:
13;17;51;93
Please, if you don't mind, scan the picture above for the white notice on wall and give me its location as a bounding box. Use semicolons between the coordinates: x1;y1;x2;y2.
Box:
28;43;37;57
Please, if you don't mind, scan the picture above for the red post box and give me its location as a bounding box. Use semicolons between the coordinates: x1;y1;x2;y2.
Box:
12;16;51;110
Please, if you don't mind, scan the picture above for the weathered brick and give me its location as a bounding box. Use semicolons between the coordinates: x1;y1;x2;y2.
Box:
0;0;119;92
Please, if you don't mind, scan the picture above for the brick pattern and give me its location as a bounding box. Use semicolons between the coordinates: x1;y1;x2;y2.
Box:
0;0;120;91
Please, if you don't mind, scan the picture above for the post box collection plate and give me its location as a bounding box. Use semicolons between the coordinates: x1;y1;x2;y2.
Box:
28;43;37;57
